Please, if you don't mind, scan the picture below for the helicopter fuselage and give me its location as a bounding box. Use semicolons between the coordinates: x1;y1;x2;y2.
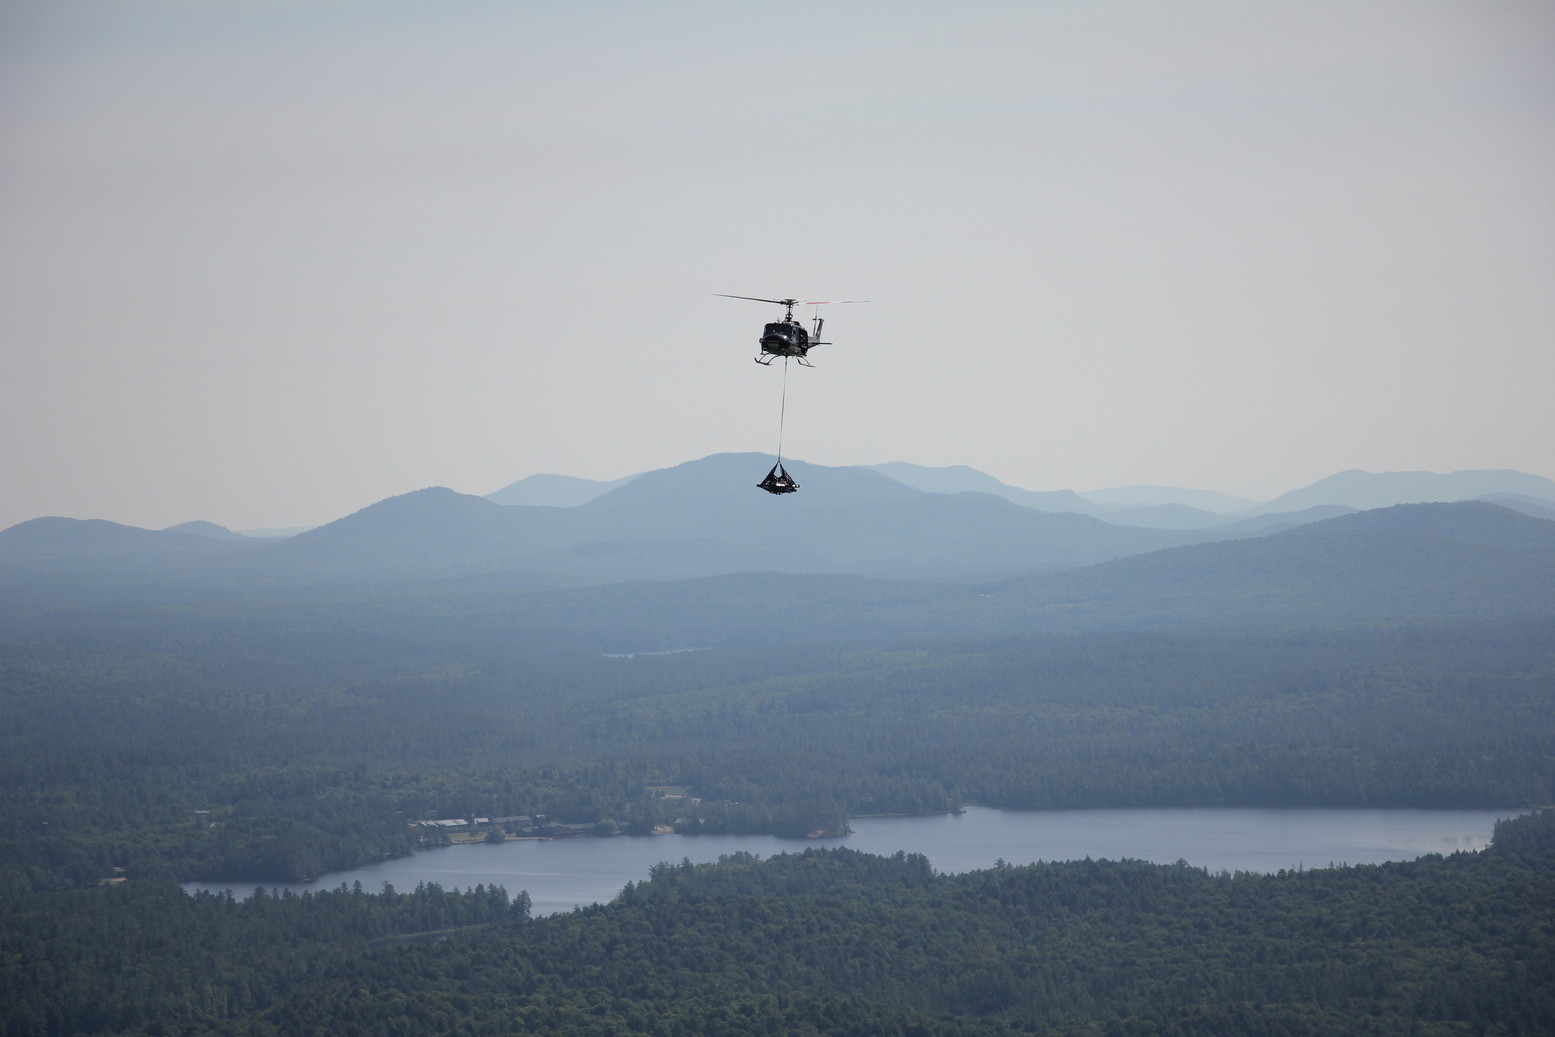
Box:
760;320;811;358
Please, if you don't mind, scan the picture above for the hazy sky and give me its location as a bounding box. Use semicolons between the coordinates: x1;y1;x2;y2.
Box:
3;0;1552;531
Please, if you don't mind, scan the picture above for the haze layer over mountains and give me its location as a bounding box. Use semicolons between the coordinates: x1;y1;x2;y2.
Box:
3;458;1552;646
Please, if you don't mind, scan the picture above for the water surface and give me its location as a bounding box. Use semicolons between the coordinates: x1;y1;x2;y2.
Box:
184;806;1519;916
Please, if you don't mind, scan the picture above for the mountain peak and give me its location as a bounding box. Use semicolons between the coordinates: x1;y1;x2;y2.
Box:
487;473;639;508
0;515;244;567
163;520;246;541
302;487;503;537
585;453;922;511
1258;469;1555;513
1279;499;1555;551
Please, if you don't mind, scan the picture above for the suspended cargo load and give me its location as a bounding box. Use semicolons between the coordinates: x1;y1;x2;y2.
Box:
757;462;799;495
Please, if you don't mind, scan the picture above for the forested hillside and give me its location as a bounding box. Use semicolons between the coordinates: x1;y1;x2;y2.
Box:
4;811;1552;1035
3;487;1553;1034
3;617;1551;889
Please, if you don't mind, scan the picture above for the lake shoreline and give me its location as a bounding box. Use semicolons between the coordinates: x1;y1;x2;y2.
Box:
184;806;1526;914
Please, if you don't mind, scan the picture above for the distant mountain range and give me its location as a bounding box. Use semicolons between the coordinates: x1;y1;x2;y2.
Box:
489;461;1555;531
980;500;1555;633
204;454;1209;586
163;520;251;541
2;457;1552;608
3;457;1553;651
486;472;639;507
1255;468;1555;513
282;499;1555;653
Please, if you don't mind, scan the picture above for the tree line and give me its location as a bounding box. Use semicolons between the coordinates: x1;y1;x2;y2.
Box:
3;618;1552;889
2;810;1551;1035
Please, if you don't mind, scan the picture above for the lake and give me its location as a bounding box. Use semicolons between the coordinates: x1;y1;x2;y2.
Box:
183;806;1522;915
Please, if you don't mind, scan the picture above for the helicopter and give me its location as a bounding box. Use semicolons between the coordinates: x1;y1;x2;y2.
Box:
716;294;865;366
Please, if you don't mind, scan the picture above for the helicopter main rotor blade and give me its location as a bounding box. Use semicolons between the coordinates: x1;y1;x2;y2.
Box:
716;293;799;307
801;300;870;306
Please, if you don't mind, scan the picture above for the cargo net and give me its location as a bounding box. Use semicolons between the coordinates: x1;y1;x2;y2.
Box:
757;462;799;495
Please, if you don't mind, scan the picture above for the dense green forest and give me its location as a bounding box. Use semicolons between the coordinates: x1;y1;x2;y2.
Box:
3;810;1552;1036
3;617;1551;889
4;501;1553;1034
